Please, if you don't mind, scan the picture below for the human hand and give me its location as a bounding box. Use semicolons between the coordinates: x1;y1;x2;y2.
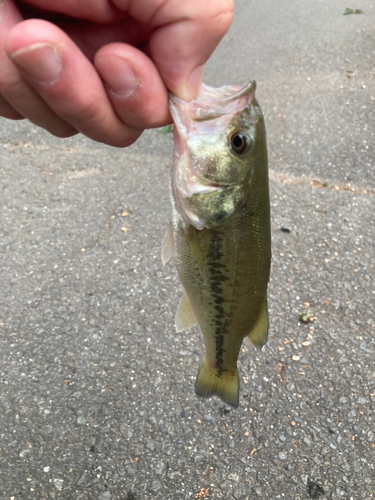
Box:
0;0;233;147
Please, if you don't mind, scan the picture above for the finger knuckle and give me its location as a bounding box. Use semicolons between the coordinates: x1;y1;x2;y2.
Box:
50;125;78;139
104;130;142;148
65;96;102;127
0;95;23;119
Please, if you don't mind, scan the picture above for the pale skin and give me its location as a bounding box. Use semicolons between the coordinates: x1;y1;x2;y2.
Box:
0;0;233;147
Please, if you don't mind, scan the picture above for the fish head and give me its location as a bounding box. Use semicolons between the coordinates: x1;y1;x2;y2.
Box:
170;81;267;230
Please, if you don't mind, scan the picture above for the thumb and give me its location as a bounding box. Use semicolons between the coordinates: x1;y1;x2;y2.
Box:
147;0;234;101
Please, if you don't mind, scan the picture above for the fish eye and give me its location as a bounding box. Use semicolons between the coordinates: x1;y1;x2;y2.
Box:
229;131;253;156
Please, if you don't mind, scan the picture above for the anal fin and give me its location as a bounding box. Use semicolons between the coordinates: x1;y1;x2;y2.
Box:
175;292;198;332
247;299;269;349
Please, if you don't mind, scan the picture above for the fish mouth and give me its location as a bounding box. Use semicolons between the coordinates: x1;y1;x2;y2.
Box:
174;169;226;209
182;180;227;197
173;180;240;230
169;81;256;122
170;81;256;106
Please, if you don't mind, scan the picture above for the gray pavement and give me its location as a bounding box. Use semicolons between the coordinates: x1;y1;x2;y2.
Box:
0;0;374;499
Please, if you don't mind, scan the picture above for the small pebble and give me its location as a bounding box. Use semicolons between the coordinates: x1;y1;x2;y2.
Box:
301;474;309;485
204;415;216;424
98;493;111;500
227;472;240;482
53;478;63;490
146;440;156;451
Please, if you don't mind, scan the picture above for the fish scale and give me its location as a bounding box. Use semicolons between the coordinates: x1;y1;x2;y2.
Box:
163;81;271;408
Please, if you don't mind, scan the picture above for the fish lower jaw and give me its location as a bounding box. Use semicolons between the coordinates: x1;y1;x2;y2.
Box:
179;207;206;230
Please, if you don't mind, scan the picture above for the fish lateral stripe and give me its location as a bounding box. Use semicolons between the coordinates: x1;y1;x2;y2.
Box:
182;225;207;285
207;232;228;374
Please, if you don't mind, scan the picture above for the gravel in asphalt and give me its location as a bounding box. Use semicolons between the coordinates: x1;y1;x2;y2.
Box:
0;0;374;499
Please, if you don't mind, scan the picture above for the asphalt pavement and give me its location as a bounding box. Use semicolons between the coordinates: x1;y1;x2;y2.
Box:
0;0;374;499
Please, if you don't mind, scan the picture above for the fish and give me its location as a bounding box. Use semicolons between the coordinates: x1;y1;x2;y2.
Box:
162;81;271;408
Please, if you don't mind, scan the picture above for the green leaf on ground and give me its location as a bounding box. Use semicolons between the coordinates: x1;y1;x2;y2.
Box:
343;8;364;15
160;124;174;134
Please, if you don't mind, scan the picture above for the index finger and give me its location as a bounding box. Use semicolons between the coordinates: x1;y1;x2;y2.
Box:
13;0;233;100
13;0;127;23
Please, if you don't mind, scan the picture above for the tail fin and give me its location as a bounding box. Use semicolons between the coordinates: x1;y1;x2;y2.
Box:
195;359;239;408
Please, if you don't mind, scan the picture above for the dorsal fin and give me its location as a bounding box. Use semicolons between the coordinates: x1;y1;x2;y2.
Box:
175;292;198;332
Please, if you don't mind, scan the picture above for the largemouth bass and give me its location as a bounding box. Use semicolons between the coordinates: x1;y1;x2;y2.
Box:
162;81;271;408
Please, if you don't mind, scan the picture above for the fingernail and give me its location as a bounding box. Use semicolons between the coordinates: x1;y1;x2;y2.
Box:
11;43;62;85
177;65;205;101
187;65;205;100
96;55;139;98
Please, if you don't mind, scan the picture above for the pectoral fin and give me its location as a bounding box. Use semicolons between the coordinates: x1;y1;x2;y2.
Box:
175;292;198;332
161;221;174;265
183;225;206;285
247;299;269;350
195;359;239;408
